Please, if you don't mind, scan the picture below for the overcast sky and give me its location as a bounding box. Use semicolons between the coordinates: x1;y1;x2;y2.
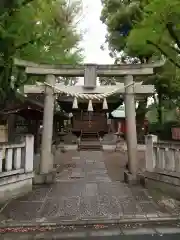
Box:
79;0;113;64
76;0;113;85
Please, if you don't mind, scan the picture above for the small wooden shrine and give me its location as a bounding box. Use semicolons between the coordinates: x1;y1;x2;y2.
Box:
58;94;123;138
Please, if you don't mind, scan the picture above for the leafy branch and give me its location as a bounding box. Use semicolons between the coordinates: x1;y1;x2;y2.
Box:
147;40;180;69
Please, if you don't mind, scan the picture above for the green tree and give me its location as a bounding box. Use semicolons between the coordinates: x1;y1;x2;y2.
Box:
126;0;180;121
17;0;83;64
101;0;180;125
127;0;180;68
0;0;83;106
100;0;153;62
100;0;155;129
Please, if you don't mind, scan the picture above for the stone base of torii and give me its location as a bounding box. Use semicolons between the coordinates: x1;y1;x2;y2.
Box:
15;59;163;184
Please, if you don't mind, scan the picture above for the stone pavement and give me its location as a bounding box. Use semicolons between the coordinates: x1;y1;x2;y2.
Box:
0;151;179;227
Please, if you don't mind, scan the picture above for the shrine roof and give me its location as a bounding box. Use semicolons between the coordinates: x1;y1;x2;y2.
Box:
111;105;126;118
0;98;43;114
0;96;68;119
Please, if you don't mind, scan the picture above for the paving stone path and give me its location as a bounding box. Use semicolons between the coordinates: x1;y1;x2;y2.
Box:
0;151;179;225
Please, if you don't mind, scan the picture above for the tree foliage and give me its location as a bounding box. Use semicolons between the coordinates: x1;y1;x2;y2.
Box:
101;0;180;124
16;0;83;64
0;0;83;105
127;0;180;68
126;0;180;121
100;0;152;62
101;0;180;65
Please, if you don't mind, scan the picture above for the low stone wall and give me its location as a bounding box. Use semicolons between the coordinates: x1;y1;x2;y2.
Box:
141;135;180;198
0;135;34;203
0;173;33;203
140;172;180;200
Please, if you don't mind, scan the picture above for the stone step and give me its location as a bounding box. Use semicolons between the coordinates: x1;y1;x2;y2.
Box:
81;138;98;141
81;132;99;139
79;131;102;150
79;144;102;147
78;144;102;151
80;141;101;144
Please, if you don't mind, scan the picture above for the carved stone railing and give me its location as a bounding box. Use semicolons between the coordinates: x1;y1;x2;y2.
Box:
0;135;34;177
0;135;34;202
145;135;180;175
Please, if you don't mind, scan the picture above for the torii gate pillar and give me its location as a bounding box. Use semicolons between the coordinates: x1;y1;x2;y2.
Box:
124;75;138;183
34;74;56;184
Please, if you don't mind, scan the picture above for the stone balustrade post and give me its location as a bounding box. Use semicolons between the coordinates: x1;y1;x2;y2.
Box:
25;134;34;173
145;135;157;172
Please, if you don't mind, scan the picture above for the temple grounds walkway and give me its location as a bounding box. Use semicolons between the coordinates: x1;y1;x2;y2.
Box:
0;150;179;228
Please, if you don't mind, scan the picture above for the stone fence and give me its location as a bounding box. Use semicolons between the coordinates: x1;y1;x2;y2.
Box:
142;135;180;197
0;135;34;203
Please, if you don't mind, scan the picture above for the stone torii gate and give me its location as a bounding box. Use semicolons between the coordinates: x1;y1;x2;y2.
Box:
15;59;162;184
